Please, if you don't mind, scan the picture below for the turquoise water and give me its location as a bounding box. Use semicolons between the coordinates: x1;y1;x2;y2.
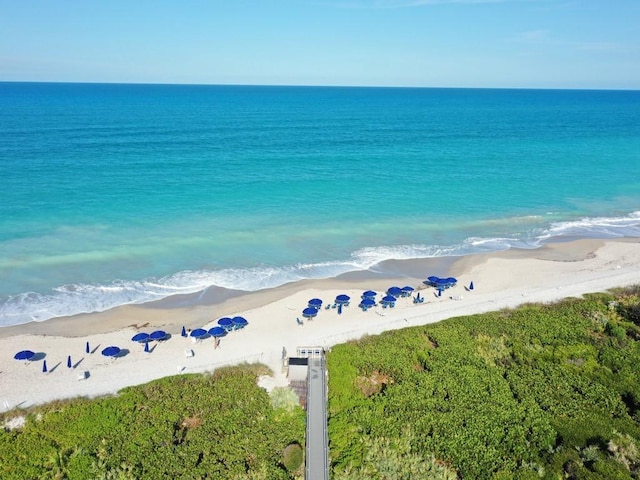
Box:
1;83;640;325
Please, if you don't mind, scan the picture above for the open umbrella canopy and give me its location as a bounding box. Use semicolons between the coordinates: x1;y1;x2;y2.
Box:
101;346;121;358
382;295;397;304
150;330;168;341
231;316;248;328
387;286;402;297
308;298;323;307
303;307;318;318
131;332;150;343
14;350;35;361
335;294;350;304
360;298;375;307
190;328;208;338
208;326;227;338
218;317;233;328
362;290;377;298
402;285;414;292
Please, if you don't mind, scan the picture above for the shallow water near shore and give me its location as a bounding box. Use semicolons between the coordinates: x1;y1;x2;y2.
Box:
1;83;640;326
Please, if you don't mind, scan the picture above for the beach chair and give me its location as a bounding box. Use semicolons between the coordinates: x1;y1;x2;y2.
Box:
296;317;304;326
77;371;88;381
325;304;331;310
184;349;194;358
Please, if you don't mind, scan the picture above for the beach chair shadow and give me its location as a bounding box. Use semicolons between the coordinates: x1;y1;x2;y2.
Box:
115;349;130;358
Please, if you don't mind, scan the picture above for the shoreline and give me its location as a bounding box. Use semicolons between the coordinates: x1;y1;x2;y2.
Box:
1;237;639;412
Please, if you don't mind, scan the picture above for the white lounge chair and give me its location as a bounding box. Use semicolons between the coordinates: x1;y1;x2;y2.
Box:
184;349;194;358
77;371;88;380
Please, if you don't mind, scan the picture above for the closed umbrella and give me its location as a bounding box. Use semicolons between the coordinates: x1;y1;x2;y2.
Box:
85;341;90;354
181;326;187;337
67;355;72;368
42;360;48;373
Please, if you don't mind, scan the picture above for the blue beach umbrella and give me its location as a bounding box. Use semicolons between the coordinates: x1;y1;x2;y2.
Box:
335;294;350;304
190;328;208;339
208;326;227;338
42;360;48;373
382;295;397;304
231;316;248;329
218;317;234;331
131;332;150;343
402;286;414;294
85;341;90;354
181;326;187;337
308;298;323;308
14;350;35;361
303;307;318;318
362;290;377;298
101;346;121;358
67;355;72;368
150;330;168;341
387;286;402;297
469;281;474;290
360;298;375;308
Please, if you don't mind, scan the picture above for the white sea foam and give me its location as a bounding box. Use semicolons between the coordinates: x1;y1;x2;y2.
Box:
1;212;640;327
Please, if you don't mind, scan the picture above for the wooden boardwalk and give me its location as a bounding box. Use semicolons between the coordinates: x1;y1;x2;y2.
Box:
305;354;329;480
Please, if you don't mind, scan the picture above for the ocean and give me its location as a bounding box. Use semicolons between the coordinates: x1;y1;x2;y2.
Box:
1;82;639;327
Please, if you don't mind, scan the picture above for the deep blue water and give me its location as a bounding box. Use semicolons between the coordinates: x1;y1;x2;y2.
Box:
1;82;640;325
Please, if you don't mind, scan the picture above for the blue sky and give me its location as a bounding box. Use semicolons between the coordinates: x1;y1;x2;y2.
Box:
1;0;638;89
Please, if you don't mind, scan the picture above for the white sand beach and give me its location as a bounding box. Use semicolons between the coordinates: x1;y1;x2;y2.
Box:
1;238;639;412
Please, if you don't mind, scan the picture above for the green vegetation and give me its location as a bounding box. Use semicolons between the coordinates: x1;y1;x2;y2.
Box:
328;288;640;479
2;288;640;479
0;364;305;480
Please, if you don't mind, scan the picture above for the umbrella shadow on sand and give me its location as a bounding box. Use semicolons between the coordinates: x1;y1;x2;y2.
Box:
31;352;47;361
48;362;62;373
115;349;130;358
